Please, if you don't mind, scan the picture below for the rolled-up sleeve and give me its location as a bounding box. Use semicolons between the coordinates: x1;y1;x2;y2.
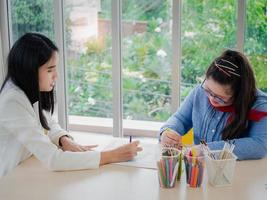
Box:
159;87;196;138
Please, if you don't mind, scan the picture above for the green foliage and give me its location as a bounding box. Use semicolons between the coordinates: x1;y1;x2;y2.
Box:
100;0;169;21
11;0;54;41
181;0;237;85
67;45;113;117
249;54;267;92
245;0;267;91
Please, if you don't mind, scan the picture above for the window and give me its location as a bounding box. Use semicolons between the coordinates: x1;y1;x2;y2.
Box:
64;0;113;133
245;0;267;92
181;0;237;99
3;0;266;137
122;0;172;122
10;0;54;43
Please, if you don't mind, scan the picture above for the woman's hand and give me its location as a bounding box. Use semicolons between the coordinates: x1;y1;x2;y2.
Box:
60;136;98;152
100;141;143;165
160;129;182;149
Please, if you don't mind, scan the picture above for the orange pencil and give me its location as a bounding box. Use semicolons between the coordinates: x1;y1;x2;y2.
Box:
193;166;199;187
190;166;196;187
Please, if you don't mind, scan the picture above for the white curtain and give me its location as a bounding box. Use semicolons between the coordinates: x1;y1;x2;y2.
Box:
0;29;4;85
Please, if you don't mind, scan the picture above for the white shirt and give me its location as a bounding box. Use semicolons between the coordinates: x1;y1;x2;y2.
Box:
0;80;100;178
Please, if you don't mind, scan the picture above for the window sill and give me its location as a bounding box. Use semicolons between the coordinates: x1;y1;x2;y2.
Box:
68;115;163;138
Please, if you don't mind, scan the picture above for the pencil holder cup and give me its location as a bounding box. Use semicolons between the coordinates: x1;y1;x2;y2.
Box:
184;146;206;188
157;147;181;188
205;150;237;187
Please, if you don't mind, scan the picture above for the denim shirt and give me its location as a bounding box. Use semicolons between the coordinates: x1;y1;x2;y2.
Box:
160;85;267;160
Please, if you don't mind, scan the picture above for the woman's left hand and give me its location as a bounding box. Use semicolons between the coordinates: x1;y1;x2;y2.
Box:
59;136;98;152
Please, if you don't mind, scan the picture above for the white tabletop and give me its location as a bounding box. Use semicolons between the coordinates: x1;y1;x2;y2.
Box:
0;134;267;200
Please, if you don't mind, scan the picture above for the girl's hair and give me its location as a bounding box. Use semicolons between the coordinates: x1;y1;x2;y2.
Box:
206;49;256;140
0;32;58;130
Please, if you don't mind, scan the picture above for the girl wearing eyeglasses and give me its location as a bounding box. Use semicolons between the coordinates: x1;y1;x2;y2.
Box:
0;33;142;178
160;49;267;160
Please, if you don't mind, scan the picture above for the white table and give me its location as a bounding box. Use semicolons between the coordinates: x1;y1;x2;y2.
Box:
0;134;266;200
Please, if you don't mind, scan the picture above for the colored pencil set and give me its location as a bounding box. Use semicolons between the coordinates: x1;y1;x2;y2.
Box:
157;148;181;188
184;147;205;188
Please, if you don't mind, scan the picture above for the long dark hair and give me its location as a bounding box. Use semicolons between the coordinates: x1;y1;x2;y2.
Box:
0;32;58;130
206;49;256;140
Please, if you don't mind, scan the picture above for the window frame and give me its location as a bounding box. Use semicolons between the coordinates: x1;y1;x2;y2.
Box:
0;0;11;83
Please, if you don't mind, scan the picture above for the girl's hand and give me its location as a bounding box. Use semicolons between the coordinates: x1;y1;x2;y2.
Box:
100;141;143;165
161;129;182;149
60;136;98;152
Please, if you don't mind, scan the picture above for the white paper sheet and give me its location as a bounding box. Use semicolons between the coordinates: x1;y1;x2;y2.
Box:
104;138;161;169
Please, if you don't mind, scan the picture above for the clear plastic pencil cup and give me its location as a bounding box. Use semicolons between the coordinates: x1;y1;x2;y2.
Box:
184;146;206;188
205;150;237;187
157;147;181;188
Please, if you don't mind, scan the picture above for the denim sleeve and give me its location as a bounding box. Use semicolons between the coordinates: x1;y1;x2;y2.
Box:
158;87;196;139
208;104;267;160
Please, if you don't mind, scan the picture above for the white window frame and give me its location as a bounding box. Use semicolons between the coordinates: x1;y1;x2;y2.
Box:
0;29;5;85
0;0;11;83
54;0;68;130
237;0;246;52
112;0;123;137
171;0;182;112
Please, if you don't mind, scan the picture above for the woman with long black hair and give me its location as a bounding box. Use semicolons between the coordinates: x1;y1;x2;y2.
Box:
0;33;142;178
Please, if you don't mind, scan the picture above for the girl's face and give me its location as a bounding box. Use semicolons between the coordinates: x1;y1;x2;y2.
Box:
201;77;234;107
38;52;58;92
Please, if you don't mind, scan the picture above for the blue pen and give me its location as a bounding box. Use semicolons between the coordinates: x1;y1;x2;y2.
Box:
129;135;132;143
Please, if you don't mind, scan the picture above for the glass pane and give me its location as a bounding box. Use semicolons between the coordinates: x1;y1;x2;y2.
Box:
65;0;113;127
10;0;54;43
245;0;267;92
181;0;237;100
122;0;172;122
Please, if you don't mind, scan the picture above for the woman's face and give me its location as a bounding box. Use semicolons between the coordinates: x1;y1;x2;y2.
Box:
38;52;58;92
201;77;234;107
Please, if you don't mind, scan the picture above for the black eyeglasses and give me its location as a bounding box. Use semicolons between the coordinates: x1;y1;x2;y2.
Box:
201;80;231;105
